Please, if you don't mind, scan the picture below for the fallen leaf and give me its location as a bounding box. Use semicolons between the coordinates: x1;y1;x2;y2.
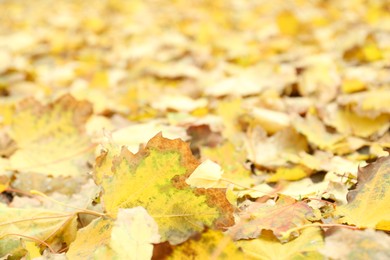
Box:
169;229;245;259
341;78;366;93
110;207;160;259
66;217;113;260
276;11;300;36
337;88;390;117
186;159;223;189
320;228;390;260
250;107;291;134
230;195;319;242
23;241;42;259
325;104;390;138
267;165;311;182
0;204;77;255
201;141;254;187
9;94;94;176
336;155;390;230
237;227;324;260
246;127;308;168
293;114;345;152
151;95;207;113
95;133;234;244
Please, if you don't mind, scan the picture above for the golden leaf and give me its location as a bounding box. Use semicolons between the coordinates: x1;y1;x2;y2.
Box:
66;218;113;259
9;95;94;176
336;156;390;230
95;133;234;244
169;229;245;259
237;227;324;260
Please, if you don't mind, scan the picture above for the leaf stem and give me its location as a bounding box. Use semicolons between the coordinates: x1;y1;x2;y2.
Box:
30;190;105;217
1;233;56;253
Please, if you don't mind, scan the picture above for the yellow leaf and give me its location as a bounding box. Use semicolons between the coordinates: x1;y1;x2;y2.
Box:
23;241;42;259
67;218;113;260
362;39;383;62
0;205;77;251
83;17;106;33
0;173;9;193
151;95;207;113
298;61;339;102
110;207;160;260
186;159;223;189
325;105;390;138
202;141;254;187
267;165;310;182
94;133;234;244
68;208;159;260
357;88;390;115
169;229;245;259
293;115;345;152
9;95;94;176
251;107;291;134
341;78;366;94
276;11;300;36
336;156;390;230
0;102;14;126
90;71;109;89
246;127;308;168
216;98;244;142
237;227;324;260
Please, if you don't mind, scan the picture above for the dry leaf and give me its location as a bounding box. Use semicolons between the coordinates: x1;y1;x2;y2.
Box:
237;227;324;260
95;133;234;244
9;95;94;176
320;228;390;260
336;156;390;230
230;195;319;242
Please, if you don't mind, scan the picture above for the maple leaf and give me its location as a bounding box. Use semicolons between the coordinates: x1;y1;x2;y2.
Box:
237;227;324;260
8;94;94;176
94;133;234;244
336;155;390;230
230;195;319;242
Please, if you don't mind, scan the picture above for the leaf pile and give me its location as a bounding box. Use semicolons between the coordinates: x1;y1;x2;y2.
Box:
0;0;390;258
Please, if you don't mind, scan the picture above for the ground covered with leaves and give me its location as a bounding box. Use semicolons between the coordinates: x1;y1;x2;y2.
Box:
0;0;390;259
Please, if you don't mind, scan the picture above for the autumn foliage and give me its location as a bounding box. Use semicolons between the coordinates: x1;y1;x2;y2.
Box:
0;0;390;259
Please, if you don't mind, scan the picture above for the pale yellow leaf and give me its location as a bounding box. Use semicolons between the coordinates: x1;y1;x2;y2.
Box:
186;159;223;189
110;207;160;260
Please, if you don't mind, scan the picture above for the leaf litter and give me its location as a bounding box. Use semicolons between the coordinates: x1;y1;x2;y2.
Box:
0;0;389;258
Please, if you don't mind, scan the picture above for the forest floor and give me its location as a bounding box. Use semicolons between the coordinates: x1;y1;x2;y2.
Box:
0;0;389;259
